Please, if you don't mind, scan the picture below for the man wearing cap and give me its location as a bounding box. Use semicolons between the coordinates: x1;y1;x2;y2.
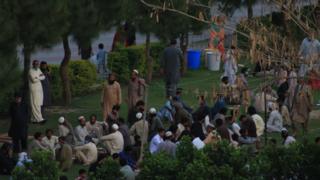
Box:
156;131;177;157
58;116;75;145
148;108;163;140
130;112;149;145
9;92;29;153
74;116;89;145
101;73;122;121
290;76;313;134
100;124;124;155
160;39;183;98
128;69;146;115
29;60;46;123
74;136;98;165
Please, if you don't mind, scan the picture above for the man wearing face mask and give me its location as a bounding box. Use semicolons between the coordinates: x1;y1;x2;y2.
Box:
101;73;122;121
298;30;320;77
29;60;46;124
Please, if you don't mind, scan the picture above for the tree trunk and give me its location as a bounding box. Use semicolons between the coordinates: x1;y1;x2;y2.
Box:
60;35;72;106
247;0;253;19
145;32;153;83
22;45;31;102
180;33;189;75
79;44;92;60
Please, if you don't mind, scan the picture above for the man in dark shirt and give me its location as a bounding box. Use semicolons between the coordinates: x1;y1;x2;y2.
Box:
8;92;29;153
160;39;183;98
239;115;257;138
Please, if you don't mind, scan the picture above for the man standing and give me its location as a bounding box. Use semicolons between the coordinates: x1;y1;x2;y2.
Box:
101;73;122;121
298;30;320;77
223;46;238;85
9;92;28;153
29;60;45;123
291;76;313;134
96;43;107;78
160;39;183;98
128;69;145;115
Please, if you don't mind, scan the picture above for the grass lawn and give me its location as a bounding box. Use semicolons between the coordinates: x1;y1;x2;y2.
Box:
1;68;320;179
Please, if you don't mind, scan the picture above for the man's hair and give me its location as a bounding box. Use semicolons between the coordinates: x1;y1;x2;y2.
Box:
78;169;86;175
247;106;257;116
45;129;53;134
170;39;177;45
98;43;104;49
158;127;165;133
239;115;247;122
58;136;66;142
90;114;97;119
119;157;127;166
219;107;228;115
34;132;42;139
215;118;223;127
112;105;121;111
136;100;145;107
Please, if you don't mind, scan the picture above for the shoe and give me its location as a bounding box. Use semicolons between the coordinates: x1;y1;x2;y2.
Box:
40;120;47;125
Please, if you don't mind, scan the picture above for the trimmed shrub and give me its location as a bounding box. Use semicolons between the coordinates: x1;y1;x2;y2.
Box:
12;151;59;180
108;42;165;82
90;157;123;180
49;60;97;102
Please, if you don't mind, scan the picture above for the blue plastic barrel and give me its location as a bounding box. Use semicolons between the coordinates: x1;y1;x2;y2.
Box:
187;50;201;70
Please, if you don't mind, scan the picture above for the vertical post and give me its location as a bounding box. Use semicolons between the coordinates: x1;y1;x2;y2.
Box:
264;69;268;145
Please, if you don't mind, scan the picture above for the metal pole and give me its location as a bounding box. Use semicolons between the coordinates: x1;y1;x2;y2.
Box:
264;68;268;145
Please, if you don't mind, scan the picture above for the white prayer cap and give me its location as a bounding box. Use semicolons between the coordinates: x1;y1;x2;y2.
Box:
165;131;173;137
112;124;119;130
149;108;157;114
58;116;65;124
133;69;139;74
78;116;85;120
136;112;143;120
281;128;288;132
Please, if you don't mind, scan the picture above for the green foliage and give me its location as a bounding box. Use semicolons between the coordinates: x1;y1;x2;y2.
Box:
90;157;122;180
108;43;165;82
0;0;20;114
137;152;179;180
139;138;320;179
12;151;59;180
49;60;97;102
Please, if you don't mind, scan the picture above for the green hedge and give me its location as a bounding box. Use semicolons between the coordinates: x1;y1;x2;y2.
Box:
138;137;320;179
108;42;165;82
50;60;97;102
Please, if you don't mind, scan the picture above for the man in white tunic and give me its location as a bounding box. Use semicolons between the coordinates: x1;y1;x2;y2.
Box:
29;60;45;123
223;46;238;85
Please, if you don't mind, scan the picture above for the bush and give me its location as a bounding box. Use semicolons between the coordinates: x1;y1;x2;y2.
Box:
137;152;179;180
90;157;123;180
12;151;59;180
49;60;97;102
108;42;165;82
138;139;320;179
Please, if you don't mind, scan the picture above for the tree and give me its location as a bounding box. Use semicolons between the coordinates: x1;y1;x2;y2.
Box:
0;0;20;113
122;0;159;82
71;0;101;60
14;0;68;99
140;0;211;74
